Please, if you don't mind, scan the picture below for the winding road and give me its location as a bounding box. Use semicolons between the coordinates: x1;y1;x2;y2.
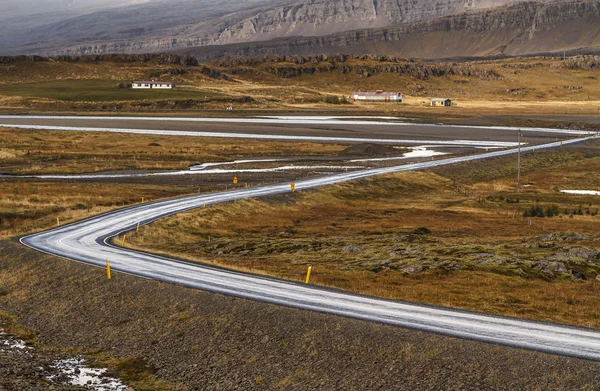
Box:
17;122;600;361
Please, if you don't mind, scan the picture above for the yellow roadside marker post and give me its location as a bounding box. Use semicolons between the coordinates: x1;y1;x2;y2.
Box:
106;260;111;280
204;202;206;208
56;217;60;227
121;235;126;246
305;266;312;284
233;176;239;185
291;181;296;192
142;197;144;203
136;223;140;233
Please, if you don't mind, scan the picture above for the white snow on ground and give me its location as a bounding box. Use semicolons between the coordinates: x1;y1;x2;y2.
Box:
5;148;448;180
349;147;446;163
0;124;520;148
561;190;600;196
10;165;366;180
48;358;128;391
0;115;596;135
0;330;28;350
190;158;282;170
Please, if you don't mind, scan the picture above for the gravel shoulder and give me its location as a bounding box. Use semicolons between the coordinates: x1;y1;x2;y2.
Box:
1;239;600;390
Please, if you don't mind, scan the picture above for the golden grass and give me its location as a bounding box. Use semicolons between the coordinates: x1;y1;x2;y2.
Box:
126;144;600;328
2;56;600;116
0;182;197;236
0;127;347;174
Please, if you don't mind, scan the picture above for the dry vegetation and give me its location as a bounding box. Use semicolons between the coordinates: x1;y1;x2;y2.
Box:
0;127;346;175
0;127;349;237
126;141;600;328
1;55;600;115
0;182;196;237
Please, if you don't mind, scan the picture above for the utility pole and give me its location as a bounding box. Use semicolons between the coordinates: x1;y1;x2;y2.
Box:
517;130;522;193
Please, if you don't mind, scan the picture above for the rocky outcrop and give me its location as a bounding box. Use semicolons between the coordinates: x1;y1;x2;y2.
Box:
557;55;600;69
53;53;199;66
215;54;502;80
0;55;46;64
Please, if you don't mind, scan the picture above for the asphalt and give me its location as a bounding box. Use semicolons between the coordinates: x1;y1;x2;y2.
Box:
20;131;600;362
0;115;592;146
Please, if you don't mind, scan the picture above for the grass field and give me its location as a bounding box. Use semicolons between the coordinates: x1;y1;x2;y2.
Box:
125;141;600;328
0;127;351;237
1;56;600;116
0;127;347;175
0;79;230;102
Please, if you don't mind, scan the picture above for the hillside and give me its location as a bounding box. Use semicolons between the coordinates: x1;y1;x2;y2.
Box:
189;0;600;60
1;53;600;117
3;0;599;59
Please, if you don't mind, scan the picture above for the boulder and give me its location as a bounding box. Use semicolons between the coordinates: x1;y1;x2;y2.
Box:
343;245;364;255
400;265;424;274
548;261;568;273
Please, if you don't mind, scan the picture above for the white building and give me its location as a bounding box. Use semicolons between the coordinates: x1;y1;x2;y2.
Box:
132;81;173;90
431;98;452;107
351;90;402;103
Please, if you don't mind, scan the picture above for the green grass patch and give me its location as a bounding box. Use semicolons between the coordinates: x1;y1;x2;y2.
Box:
0;79;229;102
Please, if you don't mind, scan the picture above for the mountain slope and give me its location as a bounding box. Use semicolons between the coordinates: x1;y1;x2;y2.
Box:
188;0;600;60
1;0;547;55
1;0;599;59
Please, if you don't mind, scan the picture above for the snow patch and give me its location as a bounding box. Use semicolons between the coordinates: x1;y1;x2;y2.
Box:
561;190;600;196
349;147;446;163
0;329;28;350
11;165;365;180
190;158;282;170
48;358;128;391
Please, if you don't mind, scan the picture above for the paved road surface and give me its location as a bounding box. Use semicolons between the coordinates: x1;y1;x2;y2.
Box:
20;133;600;361
1;115;594;146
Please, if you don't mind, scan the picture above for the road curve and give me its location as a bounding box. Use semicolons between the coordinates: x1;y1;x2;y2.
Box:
20;135;600;361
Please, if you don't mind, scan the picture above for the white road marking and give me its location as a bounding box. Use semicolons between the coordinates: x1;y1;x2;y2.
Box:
0;115;594;135
0;123;520;147
19;133;600;361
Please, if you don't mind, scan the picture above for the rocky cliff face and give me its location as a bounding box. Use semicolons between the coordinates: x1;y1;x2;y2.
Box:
1;0;550;55
199;0;515;44
188;0;600;60
3;0;599;59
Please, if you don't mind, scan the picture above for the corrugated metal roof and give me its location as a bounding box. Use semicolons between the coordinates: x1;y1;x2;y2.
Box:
431;98;451;102
352;91;401;97
133;81;173;85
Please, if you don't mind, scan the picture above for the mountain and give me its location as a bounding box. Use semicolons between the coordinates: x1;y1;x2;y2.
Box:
1;0;599;59
190;0;600;60
1;0;151;18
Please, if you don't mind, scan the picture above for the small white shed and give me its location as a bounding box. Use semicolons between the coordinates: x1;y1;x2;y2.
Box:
431;98;452;107
132;81;173;90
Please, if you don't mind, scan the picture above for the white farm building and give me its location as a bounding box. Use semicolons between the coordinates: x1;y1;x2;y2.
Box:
351;90;402;103
132;81;173;89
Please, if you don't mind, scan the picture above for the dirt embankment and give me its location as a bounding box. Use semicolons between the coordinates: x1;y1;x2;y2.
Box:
1;239;600;390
